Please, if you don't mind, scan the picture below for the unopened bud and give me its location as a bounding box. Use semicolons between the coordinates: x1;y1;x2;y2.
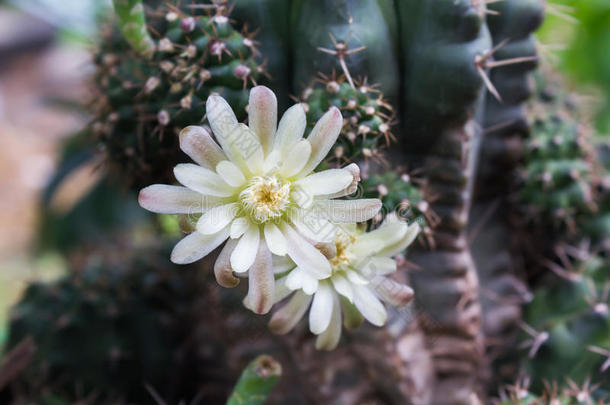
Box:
157;110;170;126
180;17;196;33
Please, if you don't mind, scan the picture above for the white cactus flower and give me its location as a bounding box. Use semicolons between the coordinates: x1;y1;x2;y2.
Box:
138;86;382;315
269;216;420;350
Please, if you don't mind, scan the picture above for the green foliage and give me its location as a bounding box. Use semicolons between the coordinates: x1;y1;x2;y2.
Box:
93;1;262;189
226;355;281;405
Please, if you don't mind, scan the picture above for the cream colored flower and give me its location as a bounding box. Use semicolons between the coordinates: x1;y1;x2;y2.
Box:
138;86;381;314
269;217;420;350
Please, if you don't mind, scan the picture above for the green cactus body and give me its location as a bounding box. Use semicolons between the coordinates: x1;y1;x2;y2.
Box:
522;252;609;396
112;0;156;58
94;2;262;189
226;355;281;405
290;0;400;104
396;1;493;402
6;246;229;403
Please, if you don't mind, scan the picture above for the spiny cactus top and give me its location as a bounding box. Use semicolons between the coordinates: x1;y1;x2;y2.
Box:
94;1;263;189
139;86;384;313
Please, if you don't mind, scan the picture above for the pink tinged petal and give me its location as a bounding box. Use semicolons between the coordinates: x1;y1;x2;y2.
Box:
248;86;277;154
230;223;261;273
214;239;239;288
139;184;212;214
280;223;331;279
273;275;293;304
309;282;333;334
170;226;230;264
294;169;353;199
230;217;249;239
372;276;414;307
299;106;343;176
315;199;382;223
263;222;287;256
179;125;227;169
320;163;361;199
243;240;274;314
275;103;307;153
196;203;238;235
331;273;354;302
279;139;311;178
215;160;246;187
173;163;236;197
353;285;387;326
290;209;336;243
315;293;342;350
269;291;312;335
378;222;421;257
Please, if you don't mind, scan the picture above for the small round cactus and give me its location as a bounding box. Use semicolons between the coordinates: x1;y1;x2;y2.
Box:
300;74;395;172
92;1;264;189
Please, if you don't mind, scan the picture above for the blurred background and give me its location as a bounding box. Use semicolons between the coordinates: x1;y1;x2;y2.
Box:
0;0;608;372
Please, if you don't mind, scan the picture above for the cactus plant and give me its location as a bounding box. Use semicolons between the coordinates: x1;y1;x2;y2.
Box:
93;0;263;189
5;244;230;404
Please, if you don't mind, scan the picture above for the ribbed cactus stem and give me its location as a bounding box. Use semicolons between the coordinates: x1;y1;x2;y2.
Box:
226;355;281;405
112;0;155;59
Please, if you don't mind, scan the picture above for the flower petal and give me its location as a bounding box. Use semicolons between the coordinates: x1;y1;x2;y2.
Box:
170;226;230;264
197;203;238;235
319;163;360;199
206;93;238;151
331;273;354;302
248;86;277;154
269;291;312;335
285;267;304;291
294;169;352;200
263;149;283;174
174;163;236;197
230;216;249;239
351;221;408;257
235;124;265;173
372;276;414;307
139;184;219;214
243;240;274;314
280;139;311;178
214;239;239;288
273;275;293;304
352;285;387;326
314;199;382;223
275;103;307;153
264;222;287;256
273;254;296;274
290;208;336;243
215;160;246;187
230;223;260;272
378;222;421;257
360;256;397;277
315;293;342;350
298;106;342;176
179;125;227;169
309;282;333;334
280;223;331;279
301;272;319;295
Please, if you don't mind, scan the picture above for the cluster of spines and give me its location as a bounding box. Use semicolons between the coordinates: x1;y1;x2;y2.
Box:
497;376;607;404
520;79;597;234
300;73;395;170
92;1;263;189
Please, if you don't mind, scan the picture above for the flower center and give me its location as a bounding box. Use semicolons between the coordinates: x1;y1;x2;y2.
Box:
240;176;291;223
329;232;356;271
